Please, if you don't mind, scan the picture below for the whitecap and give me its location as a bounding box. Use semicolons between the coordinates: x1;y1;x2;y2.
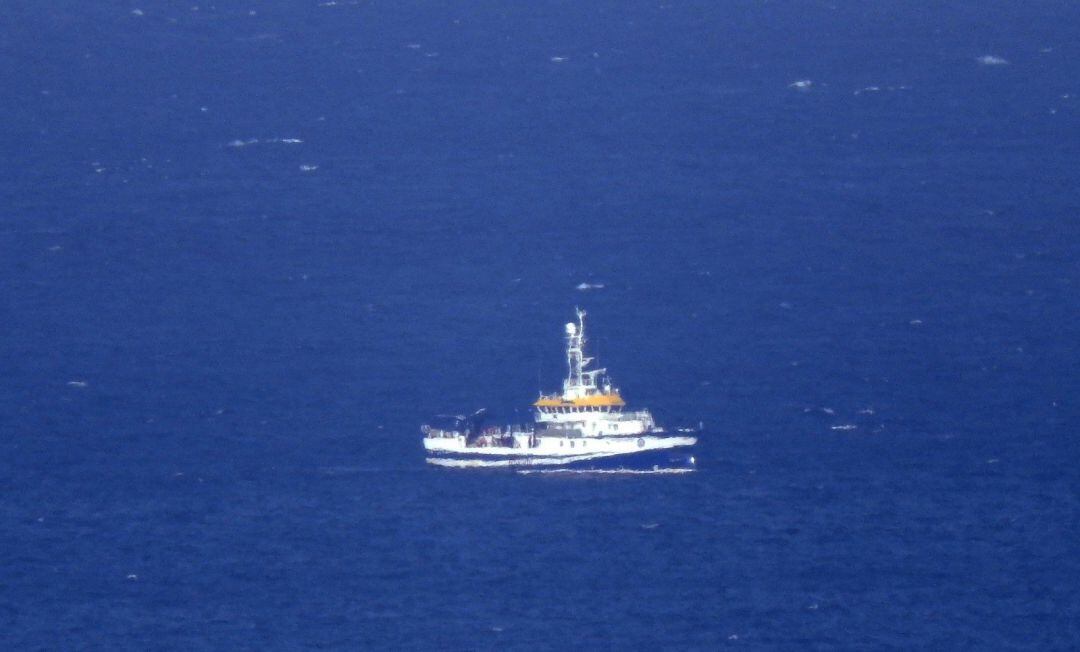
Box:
66;380;88;388
830;424;857;431
227;137;302;147
977;55;1008;66
576;282;604;291
299;164;319;172
788;79;813;90
550;56;568;63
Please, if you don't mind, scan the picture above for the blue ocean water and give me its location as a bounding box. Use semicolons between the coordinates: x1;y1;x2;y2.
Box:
2;1;1079;648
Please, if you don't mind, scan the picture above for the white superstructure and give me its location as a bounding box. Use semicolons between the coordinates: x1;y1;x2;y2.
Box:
532;309;656;437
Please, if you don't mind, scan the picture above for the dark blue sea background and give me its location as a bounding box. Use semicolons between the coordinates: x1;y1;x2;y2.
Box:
2;2;1078;649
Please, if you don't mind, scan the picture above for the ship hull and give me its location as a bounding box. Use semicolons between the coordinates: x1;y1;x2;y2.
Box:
424;436;697;472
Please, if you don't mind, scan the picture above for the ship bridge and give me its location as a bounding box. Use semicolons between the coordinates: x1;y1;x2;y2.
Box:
533;309;632;417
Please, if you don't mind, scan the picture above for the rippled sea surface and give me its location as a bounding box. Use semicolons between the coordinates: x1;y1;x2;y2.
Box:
2;2;1078;649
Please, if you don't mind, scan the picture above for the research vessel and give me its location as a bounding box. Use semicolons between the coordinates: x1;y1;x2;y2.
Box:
422;309;697;471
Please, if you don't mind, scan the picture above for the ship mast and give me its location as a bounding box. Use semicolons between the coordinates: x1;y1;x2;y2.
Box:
564;308;601;399
533;308;625;412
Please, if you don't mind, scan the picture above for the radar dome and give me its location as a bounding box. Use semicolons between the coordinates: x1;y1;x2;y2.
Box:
565;323;577;335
